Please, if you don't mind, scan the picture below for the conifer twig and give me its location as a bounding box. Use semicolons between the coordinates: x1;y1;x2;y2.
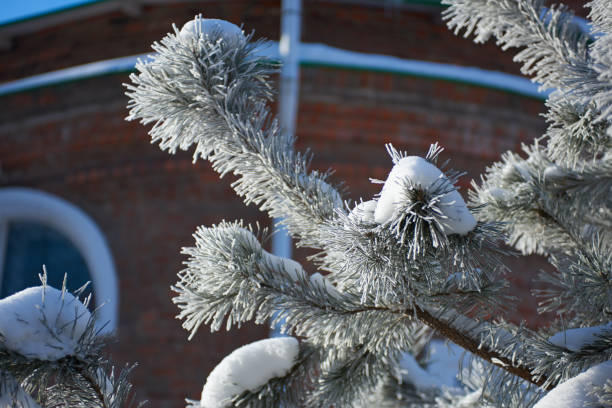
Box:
78;367;108;408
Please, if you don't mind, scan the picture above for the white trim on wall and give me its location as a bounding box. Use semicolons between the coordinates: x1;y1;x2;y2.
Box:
0;187;118;333
0;42;548;100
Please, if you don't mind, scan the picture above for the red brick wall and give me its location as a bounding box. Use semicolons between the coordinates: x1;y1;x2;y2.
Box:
0;1;563;405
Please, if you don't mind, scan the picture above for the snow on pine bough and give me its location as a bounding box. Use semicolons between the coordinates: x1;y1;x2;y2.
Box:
332;143;512;306
186;337;318;408
0;271;140;407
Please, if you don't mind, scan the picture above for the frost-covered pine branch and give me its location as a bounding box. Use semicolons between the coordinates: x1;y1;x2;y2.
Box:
0;270;141;407
442;0;612;405
125;17;342;249
126;3;612;407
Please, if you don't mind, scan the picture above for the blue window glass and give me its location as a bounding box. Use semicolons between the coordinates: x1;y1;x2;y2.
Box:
1;222;92;300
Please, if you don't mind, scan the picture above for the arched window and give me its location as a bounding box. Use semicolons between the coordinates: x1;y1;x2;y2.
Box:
0;188;118;333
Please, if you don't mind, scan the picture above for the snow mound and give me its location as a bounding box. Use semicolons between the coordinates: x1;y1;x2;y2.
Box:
398;340;466;391
484;187;512;203
534;360;612;408
180;17;244;43
374;156;476;235
398;352;444;389
549;322;612;352
543;164;565;181
199;337;299;407
234;228;306;282
426;340;465;387
0;286;91;361
347;200;377;225
271;256;305;282
456;390;482;407
310;273;341;298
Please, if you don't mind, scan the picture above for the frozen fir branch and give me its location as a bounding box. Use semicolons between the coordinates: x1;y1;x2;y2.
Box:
536;237;612;323
0;272;141;408
320;144;509;308
585;1;612;133
443;0;612;152
125;17;343;249
0;371;41;408
471;143;611;256
125;17;276;157
173;219;551;389
173;221;560;402
322;206;511;313
174;222;429;357
442;0;593;92
588;0;612;34
543;97;611;165
131;17;555;398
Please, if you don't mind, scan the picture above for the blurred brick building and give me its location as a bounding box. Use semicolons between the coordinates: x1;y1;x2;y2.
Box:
0;0;589;406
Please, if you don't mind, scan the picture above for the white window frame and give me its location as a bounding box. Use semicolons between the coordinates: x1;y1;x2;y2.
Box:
0;187;118;333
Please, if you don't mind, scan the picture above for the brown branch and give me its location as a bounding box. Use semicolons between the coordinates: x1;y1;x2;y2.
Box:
259;273;554;390
343;302;552;390
412;306;552;390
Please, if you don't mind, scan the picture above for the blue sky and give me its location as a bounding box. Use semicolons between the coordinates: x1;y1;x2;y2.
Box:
1;0;101;25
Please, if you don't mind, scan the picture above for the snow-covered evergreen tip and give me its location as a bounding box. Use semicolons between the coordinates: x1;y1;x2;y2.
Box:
374;144;476;236
196;337;299;408
179;15;245;44
0;284;92;361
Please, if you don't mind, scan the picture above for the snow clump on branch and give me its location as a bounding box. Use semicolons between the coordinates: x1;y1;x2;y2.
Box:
234;228;306;282
374;152;476;235
533;360;612;408
0;285;91;361
548;321;612;352
347;200;377;225
198;337;299;408
179;15;244;43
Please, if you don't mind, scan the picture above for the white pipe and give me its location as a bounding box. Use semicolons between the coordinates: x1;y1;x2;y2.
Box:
271;0;301;338
272;0;302;262
278;0;302;146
